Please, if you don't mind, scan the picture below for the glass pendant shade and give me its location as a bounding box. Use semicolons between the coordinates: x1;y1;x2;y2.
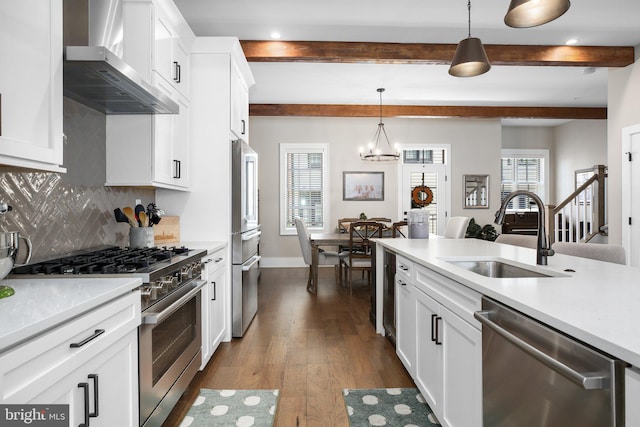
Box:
505;0;571;28
448;37;491;77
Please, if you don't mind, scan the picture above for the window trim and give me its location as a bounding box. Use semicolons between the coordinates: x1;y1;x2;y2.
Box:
501;148;550;209
279;143;329;235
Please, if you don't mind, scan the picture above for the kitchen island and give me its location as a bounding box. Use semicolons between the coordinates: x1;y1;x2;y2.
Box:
374;237;640;426
375;237;640;366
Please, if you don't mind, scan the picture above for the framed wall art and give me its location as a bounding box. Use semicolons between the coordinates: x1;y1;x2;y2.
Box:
343;171;384;201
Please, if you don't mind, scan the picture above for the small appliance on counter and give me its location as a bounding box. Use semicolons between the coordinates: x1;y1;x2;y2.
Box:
0;202;32;298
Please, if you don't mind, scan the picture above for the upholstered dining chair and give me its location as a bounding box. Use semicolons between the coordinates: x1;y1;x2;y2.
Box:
295;218;346;291
343;221;383;295
552;242;626;265
444;216;470;239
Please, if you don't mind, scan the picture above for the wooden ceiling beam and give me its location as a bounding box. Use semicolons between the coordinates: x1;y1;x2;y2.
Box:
240;40;634;67
250;104;607;120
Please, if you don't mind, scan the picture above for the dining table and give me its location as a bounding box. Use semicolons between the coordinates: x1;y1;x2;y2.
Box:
308;233;351;293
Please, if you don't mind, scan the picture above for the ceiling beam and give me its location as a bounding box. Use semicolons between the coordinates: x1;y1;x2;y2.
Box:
241;40;634;67
250;104;607;120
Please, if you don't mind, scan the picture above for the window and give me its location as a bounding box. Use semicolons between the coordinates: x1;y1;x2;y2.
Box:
500;149;549;211
280;143;328;235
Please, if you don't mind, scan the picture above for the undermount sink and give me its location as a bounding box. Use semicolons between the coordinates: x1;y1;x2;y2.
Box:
445;259;563;279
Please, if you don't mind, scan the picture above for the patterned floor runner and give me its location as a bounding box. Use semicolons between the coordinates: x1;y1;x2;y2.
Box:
179;389;278;427
343;388;441;426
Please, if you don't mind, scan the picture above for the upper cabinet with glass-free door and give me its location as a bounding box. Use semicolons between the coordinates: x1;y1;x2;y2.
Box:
0;0;65;173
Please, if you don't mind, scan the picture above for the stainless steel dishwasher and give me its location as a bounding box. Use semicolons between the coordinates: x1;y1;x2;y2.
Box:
474;297;625;427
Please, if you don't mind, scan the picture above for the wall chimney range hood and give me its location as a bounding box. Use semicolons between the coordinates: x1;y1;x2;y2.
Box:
63;46;179;115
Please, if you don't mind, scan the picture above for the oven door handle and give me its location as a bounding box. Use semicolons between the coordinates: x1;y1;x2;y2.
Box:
242;255;261;271
474;310;608;390
143;279;206;325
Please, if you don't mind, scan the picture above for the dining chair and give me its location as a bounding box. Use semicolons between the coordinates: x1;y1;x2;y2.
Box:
495;233;538;249
392;220;408;238
551;241;626;265
444;216;471;239
295;218;346;291
337;217;360;234
343;221;383;295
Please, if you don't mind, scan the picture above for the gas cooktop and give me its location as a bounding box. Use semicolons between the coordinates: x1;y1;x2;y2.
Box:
10;245;207;282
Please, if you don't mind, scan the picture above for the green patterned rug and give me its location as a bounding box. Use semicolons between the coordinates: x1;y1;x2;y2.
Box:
343;388;441;426
179;389;278;427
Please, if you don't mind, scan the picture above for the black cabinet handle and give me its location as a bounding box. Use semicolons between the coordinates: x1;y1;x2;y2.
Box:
211;281;216;301
70;329;105;348
431;314;437;342
88;374;99;418
435;316;442;345
241;119;246;135
173;160;181;179
173;61;181;83
78;382;90;427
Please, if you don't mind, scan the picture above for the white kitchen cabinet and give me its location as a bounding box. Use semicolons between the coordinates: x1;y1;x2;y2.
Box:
123;0;193;99
230;60;249;141
395;255;415;375
105;88;190;190
0;0;65;173
104;0;193;191
627;367;640;426
411;265;483;427
0;291;140;427
201;248;227;370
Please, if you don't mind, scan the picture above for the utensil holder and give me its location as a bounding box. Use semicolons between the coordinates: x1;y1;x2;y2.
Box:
129;227;154;248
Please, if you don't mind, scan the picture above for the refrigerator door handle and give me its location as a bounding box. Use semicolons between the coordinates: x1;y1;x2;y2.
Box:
242;255;261;271
242;230;262;241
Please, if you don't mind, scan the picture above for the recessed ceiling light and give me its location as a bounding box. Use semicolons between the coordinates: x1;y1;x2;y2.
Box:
270;31;281;39
565;38;578;45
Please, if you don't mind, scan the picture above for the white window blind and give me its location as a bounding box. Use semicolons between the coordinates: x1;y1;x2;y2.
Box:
501;150;547;211
280;144;328;234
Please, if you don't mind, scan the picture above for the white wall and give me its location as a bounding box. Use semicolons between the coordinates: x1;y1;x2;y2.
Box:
607;51;640;244
553;120;607;203
249;116;501;265
502;126;555;201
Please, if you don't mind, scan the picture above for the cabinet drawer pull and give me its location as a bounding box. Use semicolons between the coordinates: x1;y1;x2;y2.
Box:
399;264;409;272
70;329;105;348
397;279;406;286
435;316;442;345
431;314;437;342
241;119;246;135
88;374;99;418
173;61;181;83
173;159;181;179
211;281;216;301
78;382;90;427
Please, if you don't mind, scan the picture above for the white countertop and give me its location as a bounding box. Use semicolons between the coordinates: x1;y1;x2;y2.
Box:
178;241;226;255
0;276;142;354
375;237;640;367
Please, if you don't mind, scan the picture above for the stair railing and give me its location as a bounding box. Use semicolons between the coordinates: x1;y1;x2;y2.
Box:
545;165;606;245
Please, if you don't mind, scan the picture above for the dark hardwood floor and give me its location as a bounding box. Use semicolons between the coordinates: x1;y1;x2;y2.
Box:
162;267;415;427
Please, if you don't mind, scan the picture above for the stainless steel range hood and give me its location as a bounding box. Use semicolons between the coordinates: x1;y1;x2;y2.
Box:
63;46;179;115
62;0;178;114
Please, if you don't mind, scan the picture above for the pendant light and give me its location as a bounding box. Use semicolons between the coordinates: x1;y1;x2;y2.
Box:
360;88;400;162
449;0;491;78
505;0;570;28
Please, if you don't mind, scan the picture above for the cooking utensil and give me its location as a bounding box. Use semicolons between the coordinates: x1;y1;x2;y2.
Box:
139;212;149;227
114;208;129;224
122;207;139;227
135;204;145;226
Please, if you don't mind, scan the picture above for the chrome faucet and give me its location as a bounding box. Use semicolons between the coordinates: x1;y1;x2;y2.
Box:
494;190;554;265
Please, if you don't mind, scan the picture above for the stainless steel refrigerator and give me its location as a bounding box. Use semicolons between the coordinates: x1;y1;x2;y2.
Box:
231;139;261;337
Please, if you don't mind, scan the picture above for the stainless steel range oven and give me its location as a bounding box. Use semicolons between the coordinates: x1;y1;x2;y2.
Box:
11;245;207;427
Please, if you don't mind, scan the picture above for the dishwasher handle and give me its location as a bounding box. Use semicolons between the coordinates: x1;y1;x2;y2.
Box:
474;310;608;390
